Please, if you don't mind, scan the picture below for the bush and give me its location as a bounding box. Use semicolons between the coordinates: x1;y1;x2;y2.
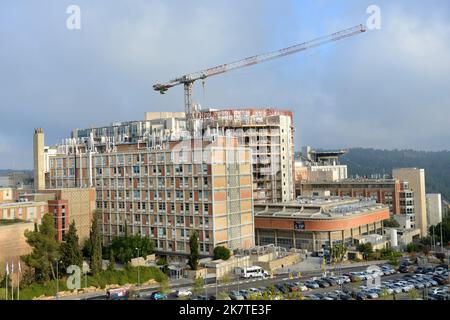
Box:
213;246;231;260
9;266;167;300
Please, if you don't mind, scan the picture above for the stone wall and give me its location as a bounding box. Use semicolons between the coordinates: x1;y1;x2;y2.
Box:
0;222;34;272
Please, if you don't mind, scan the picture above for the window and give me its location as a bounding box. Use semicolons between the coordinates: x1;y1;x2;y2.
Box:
203;203;209;213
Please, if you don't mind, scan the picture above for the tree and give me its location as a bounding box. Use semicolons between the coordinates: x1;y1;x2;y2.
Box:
193;276;204;295
188;231;199;270
406;243;418;253
87;212;102;275
356;243;373;260
218;291;230;300
383;217;400;228
213;246;231;261
109;234;155;264
330;244;347;262
22;213;60;282
60;221;83;272
159;278;170;295
107;249;115;271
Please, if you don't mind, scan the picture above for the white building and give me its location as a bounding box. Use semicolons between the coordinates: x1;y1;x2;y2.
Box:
393;168;428;237
426;193;442;226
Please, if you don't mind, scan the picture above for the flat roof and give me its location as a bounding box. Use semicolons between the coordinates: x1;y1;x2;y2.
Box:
254;197;388;220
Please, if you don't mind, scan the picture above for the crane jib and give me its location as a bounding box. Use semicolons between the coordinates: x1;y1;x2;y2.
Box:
153;23;367;126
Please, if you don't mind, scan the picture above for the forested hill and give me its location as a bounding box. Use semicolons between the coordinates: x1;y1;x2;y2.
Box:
340;148;450;201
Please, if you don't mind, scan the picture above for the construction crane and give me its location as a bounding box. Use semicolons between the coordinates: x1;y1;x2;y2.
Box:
153;24;366;132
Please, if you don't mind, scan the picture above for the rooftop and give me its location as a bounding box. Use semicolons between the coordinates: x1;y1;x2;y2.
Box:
254;197;388;219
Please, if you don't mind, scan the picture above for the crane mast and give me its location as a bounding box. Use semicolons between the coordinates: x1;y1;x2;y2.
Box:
153;24;367;134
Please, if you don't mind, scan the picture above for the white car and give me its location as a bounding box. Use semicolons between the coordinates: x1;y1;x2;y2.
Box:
176;288;192;297
295;282;309;292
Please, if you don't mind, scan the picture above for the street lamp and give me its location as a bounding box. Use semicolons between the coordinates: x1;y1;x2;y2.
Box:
54;259;61;300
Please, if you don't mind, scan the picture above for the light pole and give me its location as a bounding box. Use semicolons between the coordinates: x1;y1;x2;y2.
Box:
136;248;140;287
55;259;60;300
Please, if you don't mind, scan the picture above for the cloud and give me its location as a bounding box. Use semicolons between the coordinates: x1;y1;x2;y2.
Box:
0;1;449;168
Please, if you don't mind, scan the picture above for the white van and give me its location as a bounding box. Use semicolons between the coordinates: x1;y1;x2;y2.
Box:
236;266;269;279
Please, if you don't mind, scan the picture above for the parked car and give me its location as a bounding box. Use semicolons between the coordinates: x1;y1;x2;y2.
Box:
275;283;289;294
176;288;192;297
150;291;167;300
305;280;319;289
293;282;308;292
247;288;261;297
286;282;300;292
305;294;320;300
356;291;368;300
398;265;410;273
315;279;330;288
322;277;338;286
229;290;244;300
362;289;379;299
433;275;449;285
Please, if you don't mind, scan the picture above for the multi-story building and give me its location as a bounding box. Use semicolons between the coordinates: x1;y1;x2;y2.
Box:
196;108;295;203
44;131;255;257
297;179;401;215
295;147;348;183
392;168;428;237
426;193;442;227
254;197;389;252
0;200;48;222
70;108;295;203
20;188;96;242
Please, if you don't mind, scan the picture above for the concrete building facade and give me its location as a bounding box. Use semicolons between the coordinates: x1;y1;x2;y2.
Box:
393;168;428;237
45;135;255;257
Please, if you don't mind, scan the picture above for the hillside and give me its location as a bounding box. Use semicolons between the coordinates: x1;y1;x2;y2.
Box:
340;148;450;201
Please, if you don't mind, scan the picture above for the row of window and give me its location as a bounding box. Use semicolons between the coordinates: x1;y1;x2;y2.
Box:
97;201;209;212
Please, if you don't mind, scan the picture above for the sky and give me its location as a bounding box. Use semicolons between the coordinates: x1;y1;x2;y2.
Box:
0;0;449;169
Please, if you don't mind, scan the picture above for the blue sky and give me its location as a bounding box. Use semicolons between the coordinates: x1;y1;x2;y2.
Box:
0;1;449;169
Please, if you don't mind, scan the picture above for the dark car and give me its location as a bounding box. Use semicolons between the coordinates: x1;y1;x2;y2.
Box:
326;292;340;300
286;282;300;292
322;277;338;286
356;292;368;300
315;279;330;288
432;275;449;285
275;283;289;294
398;265;410;273
415;266;425;274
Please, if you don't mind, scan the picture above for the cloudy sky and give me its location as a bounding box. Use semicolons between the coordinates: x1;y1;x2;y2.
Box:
1;0;449;169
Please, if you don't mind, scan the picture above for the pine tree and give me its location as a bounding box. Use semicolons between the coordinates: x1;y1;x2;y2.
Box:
89;212;103;275
108;249;115;271
60;221;83;272
22;213;60;282
188;231;199;270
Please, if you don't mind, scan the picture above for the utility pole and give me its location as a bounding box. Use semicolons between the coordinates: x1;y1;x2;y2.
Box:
55;260;59;300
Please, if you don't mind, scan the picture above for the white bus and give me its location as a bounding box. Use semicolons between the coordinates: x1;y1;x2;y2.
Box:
236;266;269;279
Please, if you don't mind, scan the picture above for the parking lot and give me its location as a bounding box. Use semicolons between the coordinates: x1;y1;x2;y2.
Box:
140;262;449;301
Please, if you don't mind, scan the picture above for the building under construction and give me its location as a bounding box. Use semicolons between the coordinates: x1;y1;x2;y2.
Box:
70;108;295;203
